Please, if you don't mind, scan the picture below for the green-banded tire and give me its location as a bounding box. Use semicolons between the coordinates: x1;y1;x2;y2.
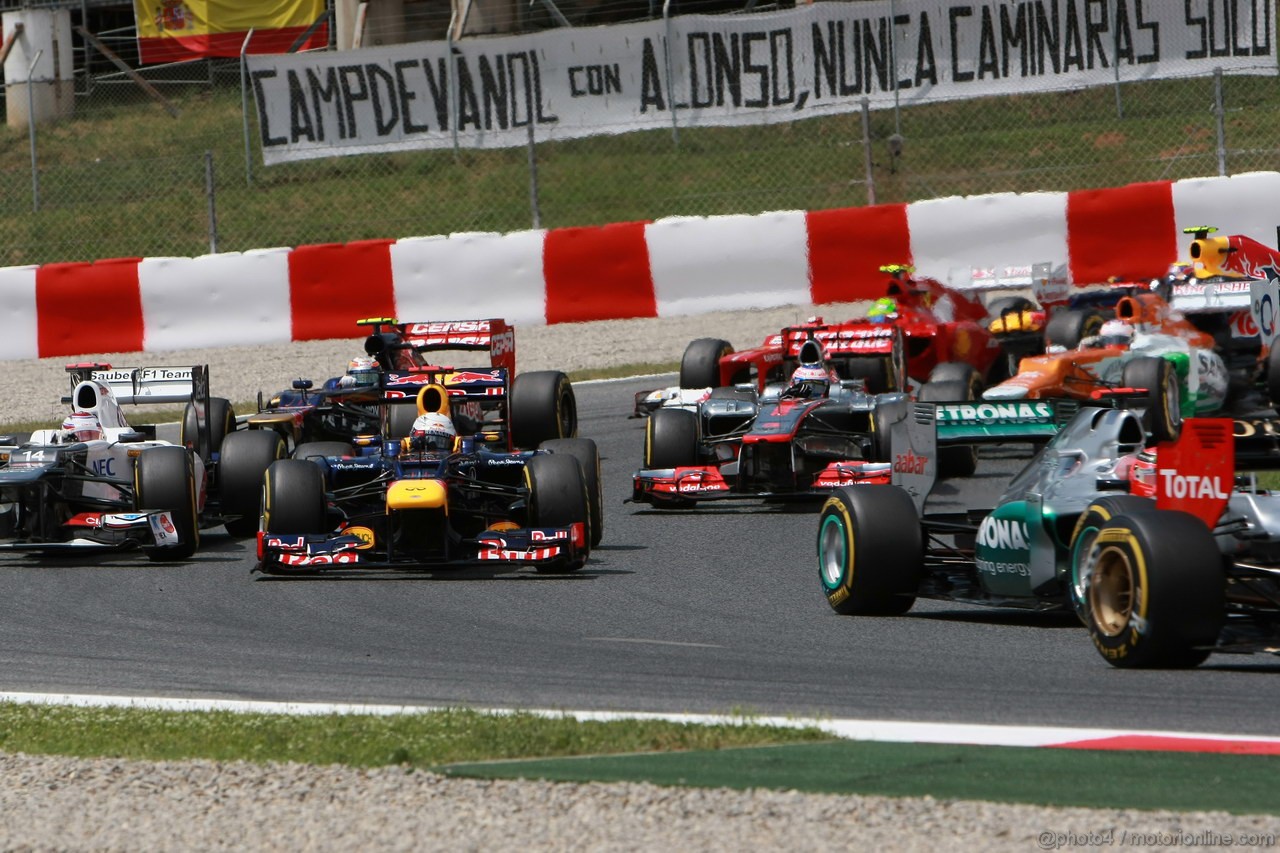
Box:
134;445;199;561
1079;510;1224;669
818;485;922;616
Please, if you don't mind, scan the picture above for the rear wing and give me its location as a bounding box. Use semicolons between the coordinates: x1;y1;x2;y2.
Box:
781;323;899;358
382;368;508;403
359;317;516;376
932;399;1080;444
63;363;208;406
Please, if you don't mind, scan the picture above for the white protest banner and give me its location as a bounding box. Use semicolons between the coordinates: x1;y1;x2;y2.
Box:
248;0;1276;164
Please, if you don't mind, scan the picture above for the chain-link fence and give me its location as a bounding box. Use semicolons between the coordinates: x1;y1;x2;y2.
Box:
0;1;1278;267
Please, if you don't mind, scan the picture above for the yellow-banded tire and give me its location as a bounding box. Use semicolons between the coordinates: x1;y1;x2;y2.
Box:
1080;510;1224;669
180;397;235;464
541;438;603;548
680;338;733;390
1122;356;1181;443
525;452;590;573
219;430;287;538
818;485;922;616
511;371;577;450
262;459;327;536
135;445;199;562
1067;495;1152;623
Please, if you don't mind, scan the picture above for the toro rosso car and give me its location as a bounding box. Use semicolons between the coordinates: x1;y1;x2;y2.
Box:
818;398;1280;668
669;264;1040;398
248;317;577;453
982;288;1229;442
0;363;283;559
256;382;599;574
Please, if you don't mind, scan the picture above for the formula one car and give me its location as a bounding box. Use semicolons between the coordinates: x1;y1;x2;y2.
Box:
256;381;598;574
982;288;1229;441
0;363;284;559
631;338;1047;507
817;400;1280;668
673;264;1040;396
247;317;577;453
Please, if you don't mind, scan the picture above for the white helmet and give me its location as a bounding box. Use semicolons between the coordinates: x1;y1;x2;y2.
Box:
344;355;379;388
1098;319;1134;347
61;411;102;442
409;412;456;451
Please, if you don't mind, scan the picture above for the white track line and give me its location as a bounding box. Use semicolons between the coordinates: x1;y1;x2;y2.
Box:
2;691;1278;751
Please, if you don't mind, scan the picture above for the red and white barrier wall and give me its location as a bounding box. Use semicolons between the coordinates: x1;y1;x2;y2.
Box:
4;171;1280;361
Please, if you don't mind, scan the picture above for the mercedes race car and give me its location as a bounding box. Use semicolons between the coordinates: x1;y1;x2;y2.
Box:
248;317;577;453
817;399;1280;668
670;264;1041;397
0;363;284;559
982;288;1230;441
256;381;599;574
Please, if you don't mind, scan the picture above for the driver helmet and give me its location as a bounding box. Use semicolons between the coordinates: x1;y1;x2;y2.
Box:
61;411;103;443
341;355;379;388
1098;319;1135;348
786;364;831;399
409;412;457;452
867;297;899;323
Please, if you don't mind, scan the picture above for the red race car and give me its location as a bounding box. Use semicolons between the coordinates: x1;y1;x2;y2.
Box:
676;265;1040;398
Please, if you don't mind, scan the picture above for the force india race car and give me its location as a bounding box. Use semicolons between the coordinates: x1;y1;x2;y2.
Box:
670;264;1040;397
982;288;1229;442
247;317;578;453
0;363;284;559
818;399;1280;668
256;381;598;574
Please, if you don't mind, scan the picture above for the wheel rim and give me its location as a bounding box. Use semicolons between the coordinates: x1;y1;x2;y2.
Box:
819;515;848;589
1164;372;1182;430
1088;545;1135;637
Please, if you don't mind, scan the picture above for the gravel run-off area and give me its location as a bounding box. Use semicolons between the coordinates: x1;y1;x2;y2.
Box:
2;302;1278;850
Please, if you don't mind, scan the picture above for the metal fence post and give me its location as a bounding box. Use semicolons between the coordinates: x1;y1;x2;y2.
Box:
1214;67;1227;177
240;29;255;187
861;98;875;206
1112;2;1124;119
527;122;542;229
27;49;43;213
205;150;219;254
662;0;679;147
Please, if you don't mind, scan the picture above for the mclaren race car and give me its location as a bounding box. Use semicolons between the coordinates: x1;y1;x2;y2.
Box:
256;382;599;574
0;363;283;559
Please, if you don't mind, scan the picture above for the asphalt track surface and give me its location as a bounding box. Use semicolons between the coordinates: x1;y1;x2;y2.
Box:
0;376;1277;736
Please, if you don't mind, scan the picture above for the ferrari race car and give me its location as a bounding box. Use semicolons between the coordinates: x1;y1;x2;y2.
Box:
670;264;1040;397
0;363;284;559
256;381;599;574
247;317;577;453
818;400;1280;668
982;288;1230;441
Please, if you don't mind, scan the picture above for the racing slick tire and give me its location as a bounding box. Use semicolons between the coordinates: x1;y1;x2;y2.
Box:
680;338;734;390
867;397;908;463
1122;356;1181;443
262;459;328;535
917;378;978;478
524;453;591;573
927;362;983;392
180;397;235;464
844;357;894;394
1067;495;1154;623
511;371;577;450
644;408;699;469
388;403;419;441
818;485;922;616
293;441;355;462
1267;344;1280;416
1078;510;1224;668
134;445;199;561
541;438;604;548
218;429;287;538
1045;309;1104;349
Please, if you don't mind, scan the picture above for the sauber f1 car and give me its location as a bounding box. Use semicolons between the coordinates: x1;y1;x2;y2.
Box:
818;399;1280;668
256;382;599;574
248;317;577;453
669;264;1040;397
0;363;283;559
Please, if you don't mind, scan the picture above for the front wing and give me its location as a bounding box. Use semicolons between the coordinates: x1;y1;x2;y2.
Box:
256;522;587;572
0;510;185;556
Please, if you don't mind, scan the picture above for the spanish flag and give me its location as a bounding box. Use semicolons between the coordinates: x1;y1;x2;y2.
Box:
134;0;328;64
